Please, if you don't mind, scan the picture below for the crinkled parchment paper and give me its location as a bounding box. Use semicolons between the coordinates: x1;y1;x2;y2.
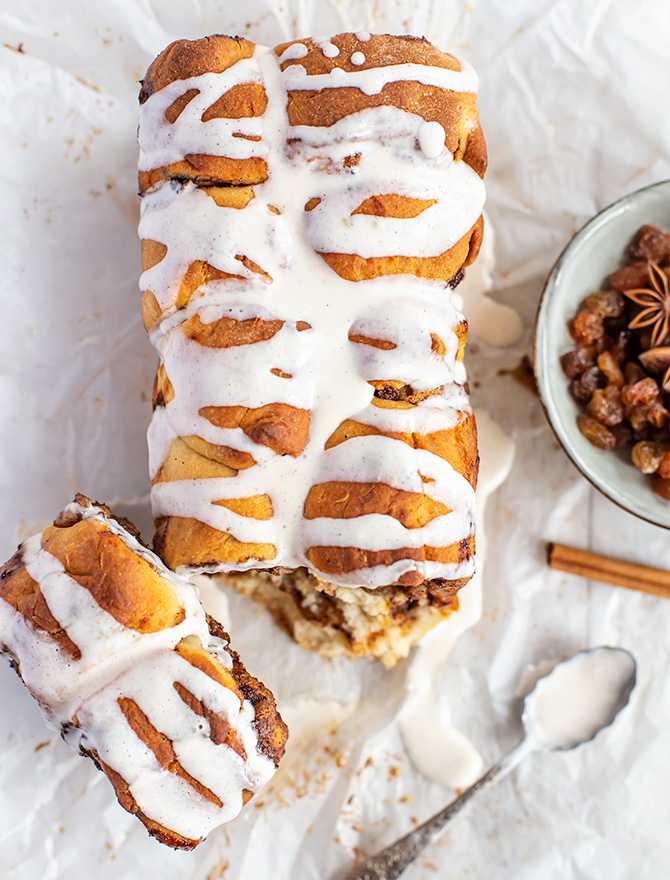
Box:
1;2;669;879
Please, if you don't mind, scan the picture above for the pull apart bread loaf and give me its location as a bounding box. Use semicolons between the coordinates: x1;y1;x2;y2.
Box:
0;495;288;849
138;33;486;668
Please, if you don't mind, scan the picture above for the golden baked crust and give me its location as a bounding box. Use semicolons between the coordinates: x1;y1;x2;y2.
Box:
318;214;484;283
139;155;267;193
304;537;474;586
41;517;186;633
199;403;310;457
140;36;257;101
154;515;277;569
325;405;479;489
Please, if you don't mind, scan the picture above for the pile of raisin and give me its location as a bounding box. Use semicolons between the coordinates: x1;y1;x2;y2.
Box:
560;224;670;500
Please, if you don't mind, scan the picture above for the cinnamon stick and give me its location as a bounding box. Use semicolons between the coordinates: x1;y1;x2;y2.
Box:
546;542;670;599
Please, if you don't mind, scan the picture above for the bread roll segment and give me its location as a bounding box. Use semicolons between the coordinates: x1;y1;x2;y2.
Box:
138;32;486;665
277;32;486;177
0;495;287;849
138;35;269;192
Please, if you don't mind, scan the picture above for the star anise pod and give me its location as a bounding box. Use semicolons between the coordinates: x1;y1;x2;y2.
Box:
624;260;670;347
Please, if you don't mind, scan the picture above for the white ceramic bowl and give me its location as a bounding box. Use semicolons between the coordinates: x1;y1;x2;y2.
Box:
534;179;670;528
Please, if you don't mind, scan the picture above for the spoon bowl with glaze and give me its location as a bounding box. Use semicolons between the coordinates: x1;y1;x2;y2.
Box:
337;646;637;880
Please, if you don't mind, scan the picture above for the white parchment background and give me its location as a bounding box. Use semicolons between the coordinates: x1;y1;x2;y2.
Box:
0;2;669;879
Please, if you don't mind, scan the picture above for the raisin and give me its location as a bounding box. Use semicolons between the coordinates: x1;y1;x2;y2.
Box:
594;336;610;355
586;386;624;426
622;377;659;406
651;424;670;443
611;423;633;448
628;405;650;431
583;289;625;318
609;261;649;292
596;350;624;386
623;362;646;384
632;425;652;442
630;225;670;263
570;366;606;402
631;441;668;474
609;329;632;364
577;416;616;450
647;401;669;428
373;384;414;401
569;310;604;345
560;346;596;378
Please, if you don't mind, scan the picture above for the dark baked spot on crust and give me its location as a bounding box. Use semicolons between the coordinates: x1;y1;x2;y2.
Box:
370;383;443;405
206;615;288;766
373;383;416;402
0;549;23;581
448;269;464;289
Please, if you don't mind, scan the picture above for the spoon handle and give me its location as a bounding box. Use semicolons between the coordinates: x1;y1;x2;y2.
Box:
337;739;530;880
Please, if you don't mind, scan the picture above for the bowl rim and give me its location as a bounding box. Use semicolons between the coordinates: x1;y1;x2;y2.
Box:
533;178;670;529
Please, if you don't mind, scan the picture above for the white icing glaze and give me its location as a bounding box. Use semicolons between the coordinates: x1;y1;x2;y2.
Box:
355;31;371;43
350;52;365;66
320;41;340;59
277;42;308;63
418;120;446;159
281;56;479;96
286;106;448;163
348;393;471;434
347;299;461;388
303;168;484;259
302;440;475;582
138;63;268;172
140;183;291;314
0;499;276;839
158;306;313;440
77;651;265;838
153;477;279;549
138;38;485;588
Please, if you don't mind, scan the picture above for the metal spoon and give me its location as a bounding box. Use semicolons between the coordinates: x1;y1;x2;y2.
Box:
337;646;637;880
